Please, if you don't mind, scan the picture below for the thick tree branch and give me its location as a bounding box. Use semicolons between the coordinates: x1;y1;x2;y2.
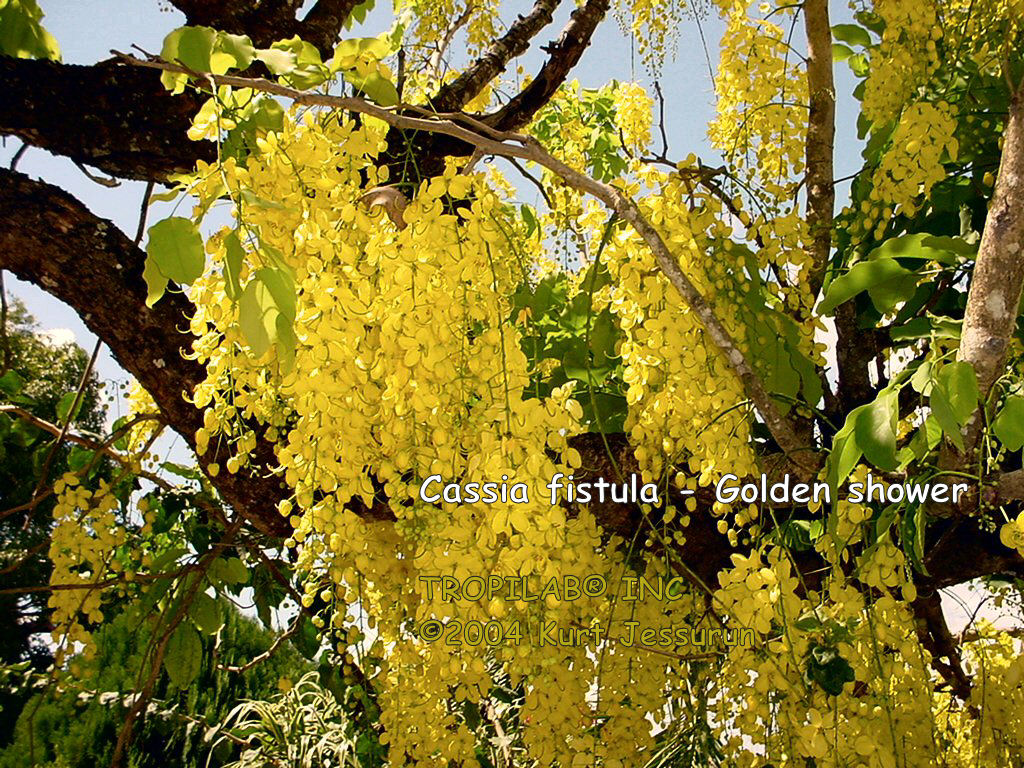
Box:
928;77;1024;508
171;0;370;57
485;0;610;131
912;590;973;701
954;77;1024;451
0;169;288;537
803;0;835;297
169;0;302;49
431;0;562;112
0;57;212;180
300;0;366;57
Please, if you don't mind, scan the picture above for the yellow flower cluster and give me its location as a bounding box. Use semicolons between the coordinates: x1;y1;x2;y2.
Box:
859;102;959;235
123;378;162;455
613;0;688;73
183;106;696;765
162;62;1024;762
708;0;808;190
999;513;1024;558
601;188;758;489
862;0;941;126
398;0;497;59
48;473;126;664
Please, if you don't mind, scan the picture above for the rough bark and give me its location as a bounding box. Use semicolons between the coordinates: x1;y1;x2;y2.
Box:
0;169;289;537
487;0;611;131
956;79;1024;439
803;0;836;297
431;0;562;112
169;0;358;56
929;77;1024;502
0;57;212;180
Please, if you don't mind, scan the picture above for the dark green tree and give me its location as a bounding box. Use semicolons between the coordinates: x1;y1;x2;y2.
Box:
0;300;107;740
0;602;310;768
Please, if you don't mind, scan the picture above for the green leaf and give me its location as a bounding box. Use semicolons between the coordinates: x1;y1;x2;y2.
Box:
189;591;224;635
255;267;296;322
0;370;25;397
239;189;290;210
161;461;202;482
143;247;169;307
868;233;975;265
344;0;376;29
794;611;824;632
898;502;929;575
332;36;395;64
146;217;205;285
831;23;872;48
223;556;248;585
258;37;329;88
223;231;245;301
936;361;980;425
993;396;1024;451
208;556;248;586
255;47;297;75
775;519;824;551
292;615;321;659
818;258;916;315
211;31;255;74
854;389;898;471
910;360;932;395
0;0;60;60
56;391;83;424
238;267;296;359
238;279;277;358
66;445;94;473
890;315;962;342
832;43;854;62
343;70;399;106
159;26;217;92
930;387;964;451
827;413;864;493
848;53;870;77
164;623;202;688
275;312;297;373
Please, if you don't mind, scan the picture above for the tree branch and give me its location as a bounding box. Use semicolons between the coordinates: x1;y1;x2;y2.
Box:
912;589;973;701
168;0;304;49
0;168;288;537
0;57;212;180
485;0;610;131
431;0;562;112
300;0;366;58
802;0;835;297
953;77;1024;457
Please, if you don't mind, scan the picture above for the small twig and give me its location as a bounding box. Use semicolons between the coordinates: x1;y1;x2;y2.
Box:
0;563;201;595
8;142;28;171
0;406;167;486
135;181;155;244
218;613;302;673
506;156;553;209
73;160;121;188
0;270;12;379
654;81;669;160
